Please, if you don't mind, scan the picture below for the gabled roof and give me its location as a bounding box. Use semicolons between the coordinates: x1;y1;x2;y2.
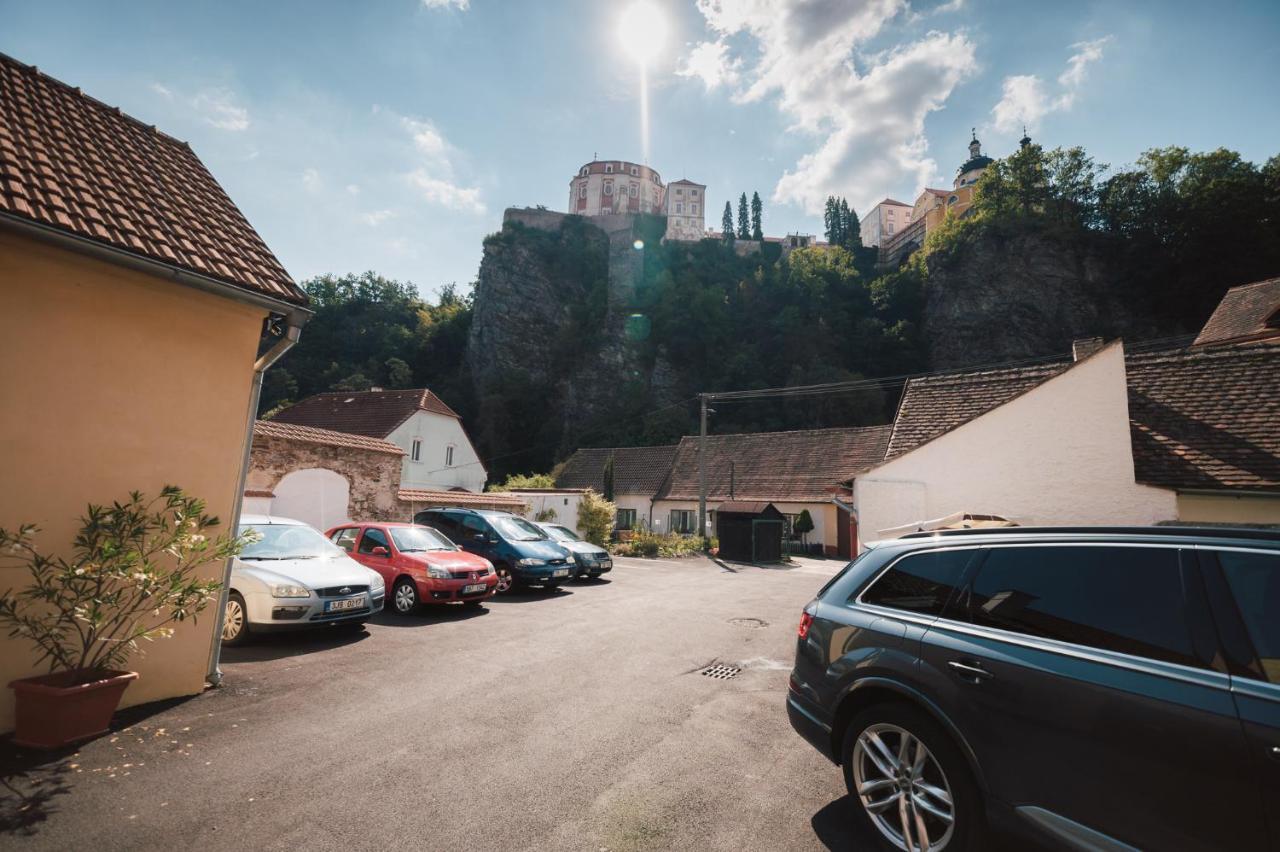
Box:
876;198;912;208
1126;343;1280;492
667;178;704;186
658;425;893;502
398;489;528;511
252;420;405;455
271;389;461;438
0;53;306;306
885;361;1072;459
555;445;678;495
1193;277;1280;347
923;188;950;198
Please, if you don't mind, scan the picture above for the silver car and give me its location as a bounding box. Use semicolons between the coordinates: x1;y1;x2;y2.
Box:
221;515;386;646
534;522;613;580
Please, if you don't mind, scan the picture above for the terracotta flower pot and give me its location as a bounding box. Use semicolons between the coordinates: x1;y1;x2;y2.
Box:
9;669;138;749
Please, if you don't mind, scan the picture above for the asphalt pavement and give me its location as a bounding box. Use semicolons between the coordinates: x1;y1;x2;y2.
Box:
0;555;878;851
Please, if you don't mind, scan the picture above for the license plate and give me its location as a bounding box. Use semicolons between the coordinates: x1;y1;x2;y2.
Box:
326;597;362;612
553;568;570;578
462;583;486;594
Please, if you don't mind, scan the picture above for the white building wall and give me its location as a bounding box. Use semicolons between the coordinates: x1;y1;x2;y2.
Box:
860;201;912;247
664;182;707;242
613;494;656;531
388;411;487;493
511;491;586;534
854;344;1178;548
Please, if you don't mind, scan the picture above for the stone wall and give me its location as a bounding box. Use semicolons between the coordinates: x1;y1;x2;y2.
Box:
246;434;404;522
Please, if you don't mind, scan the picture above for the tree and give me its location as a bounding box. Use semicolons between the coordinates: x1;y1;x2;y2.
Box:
721;201;735;245
794;509;814;552
750;191;763;241
488;472;556;492
577;489;616;547
385;357;413;388
737;193;751;240
839;199;862;250
602;454;615;502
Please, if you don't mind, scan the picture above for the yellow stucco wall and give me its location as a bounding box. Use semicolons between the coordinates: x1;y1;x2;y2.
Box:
1177;493;1280;525
0;229;267;731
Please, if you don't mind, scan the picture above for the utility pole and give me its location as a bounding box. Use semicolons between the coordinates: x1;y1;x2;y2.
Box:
698;393;709;546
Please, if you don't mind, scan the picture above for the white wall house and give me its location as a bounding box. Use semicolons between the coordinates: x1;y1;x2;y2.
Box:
860;198;912;247
509;489;588;534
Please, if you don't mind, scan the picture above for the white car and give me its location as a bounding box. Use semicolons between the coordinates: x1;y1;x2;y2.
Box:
222;514;386;646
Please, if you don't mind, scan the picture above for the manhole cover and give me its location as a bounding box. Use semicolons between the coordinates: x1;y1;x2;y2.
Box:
728;617;768;629
700;663;741;680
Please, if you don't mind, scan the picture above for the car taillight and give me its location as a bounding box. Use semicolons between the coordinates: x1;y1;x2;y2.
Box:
797;610;814;640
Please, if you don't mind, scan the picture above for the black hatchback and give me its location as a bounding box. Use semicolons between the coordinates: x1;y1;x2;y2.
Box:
787;527;1280;852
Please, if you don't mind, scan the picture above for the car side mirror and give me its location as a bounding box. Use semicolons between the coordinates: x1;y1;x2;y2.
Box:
472;533;487;543
371;546;389;556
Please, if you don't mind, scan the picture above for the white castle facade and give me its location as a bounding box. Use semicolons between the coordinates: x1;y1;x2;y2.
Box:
568;159;706;243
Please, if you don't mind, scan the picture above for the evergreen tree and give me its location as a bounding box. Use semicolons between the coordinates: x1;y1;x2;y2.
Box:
750;191;763;241
721;201;735;244
737;192;751;239
823;195;844;245
839;199;862;250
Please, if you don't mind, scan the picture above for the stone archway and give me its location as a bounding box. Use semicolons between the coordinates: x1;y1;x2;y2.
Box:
271;468;350;531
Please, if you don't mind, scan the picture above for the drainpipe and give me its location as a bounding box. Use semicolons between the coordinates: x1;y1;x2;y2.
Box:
205;321;304;686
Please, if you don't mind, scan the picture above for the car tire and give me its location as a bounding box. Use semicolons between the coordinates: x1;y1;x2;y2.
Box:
391;578;418;614
495;567;514;594
221;592;250;647
841;702;984;852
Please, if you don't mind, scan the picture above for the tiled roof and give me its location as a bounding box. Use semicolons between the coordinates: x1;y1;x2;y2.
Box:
253;420;405;455
556;445;678;495
658;425;893;502
0;53;306;306
1126;343;1280;491
243;489;276;498
397;489;528;511
878;198;911;208
1193;278;1280;346
885;361;1071;459
271;389;461;438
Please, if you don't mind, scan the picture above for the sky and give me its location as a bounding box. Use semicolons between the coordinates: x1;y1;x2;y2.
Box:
4;0;1279;299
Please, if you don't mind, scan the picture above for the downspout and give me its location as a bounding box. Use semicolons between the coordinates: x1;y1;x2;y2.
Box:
205;322;303;686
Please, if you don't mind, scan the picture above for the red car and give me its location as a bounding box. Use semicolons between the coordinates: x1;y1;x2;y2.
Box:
325;522;497;613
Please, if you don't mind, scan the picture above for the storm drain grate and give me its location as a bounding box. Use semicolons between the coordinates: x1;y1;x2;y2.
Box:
700;663;741;680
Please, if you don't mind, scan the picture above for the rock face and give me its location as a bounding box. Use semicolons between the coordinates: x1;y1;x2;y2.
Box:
922;228;1148;370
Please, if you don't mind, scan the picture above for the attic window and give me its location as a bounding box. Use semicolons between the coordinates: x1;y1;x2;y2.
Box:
445;445;455;467
411;439;422;462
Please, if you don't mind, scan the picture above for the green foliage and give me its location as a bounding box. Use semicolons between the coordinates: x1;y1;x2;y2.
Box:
721;202;734;245
533;508;557;522
750;191;763;241
577;490;616;547
488;472;556;492
737;193;751;239
621;530;703;558
823;196;862;250
602;455;615;502
0;487;251;678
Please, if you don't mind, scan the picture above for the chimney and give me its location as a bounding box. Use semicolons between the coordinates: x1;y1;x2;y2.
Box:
1072;337;1105;361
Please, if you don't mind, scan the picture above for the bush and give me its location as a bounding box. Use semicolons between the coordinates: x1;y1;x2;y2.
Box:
577;490;616;547
624;530;703;558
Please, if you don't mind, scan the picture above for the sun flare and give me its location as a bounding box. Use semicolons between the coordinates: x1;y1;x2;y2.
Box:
618;2;668;65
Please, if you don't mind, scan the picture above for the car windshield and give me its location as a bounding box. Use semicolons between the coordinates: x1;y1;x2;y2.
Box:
491;516;547;542
239;523;343;560
389;525;456;552
543;525;581;542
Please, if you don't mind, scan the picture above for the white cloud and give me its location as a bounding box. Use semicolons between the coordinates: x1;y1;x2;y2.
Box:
301;168;322;193
361;209;396;226
192;88;250;131
407;170;485;214
678;40;742;90
346;183;361;195
397;116;486;214
149;82;173;99
686;0;977;214
421;0;468;8
991;36;1111;133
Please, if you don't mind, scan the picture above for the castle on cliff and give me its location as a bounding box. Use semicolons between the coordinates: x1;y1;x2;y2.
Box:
568;158;707;242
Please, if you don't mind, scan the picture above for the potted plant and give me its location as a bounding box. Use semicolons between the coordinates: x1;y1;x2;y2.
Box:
0;486;250;749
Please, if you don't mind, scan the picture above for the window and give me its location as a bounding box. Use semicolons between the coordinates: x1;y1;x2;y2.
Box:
629;184;637;197
580;167;588;177
462;516;490;539
416;511;458;535
616;508;637;530
605;164;613;174
331;528;360;552
691;204;698;215
885;224;894;235
358;527;390;554
949;195;959;204
603;182;613;196
445;445;455;466
860;549;974;614
411;438;422;462
965;546;1198;667
675;188;683;196
579;185;587;199
691;189;699;197
630;166;638;176
1218;550;1280;683
675;202;683;213
670;510;697;534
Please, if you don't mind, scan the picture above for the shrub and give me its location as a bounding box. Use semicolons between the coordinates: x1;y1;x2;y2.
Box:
625;530;703;558
577;490;616;547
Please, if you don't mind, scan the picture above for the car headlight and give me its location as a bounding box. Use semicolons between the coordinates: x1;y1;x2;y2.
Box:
367;573;385;595
425;566;450;579
517;558;546;567
566;553;579;564
271;583;310;599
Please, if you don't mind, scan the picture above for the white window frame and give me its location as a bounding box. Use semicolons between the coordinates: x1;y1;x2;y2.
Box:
604;182;614;196
605;164;614;174
411;438;422;462
629;184;638;198
630;166;638;176
445;445;455;467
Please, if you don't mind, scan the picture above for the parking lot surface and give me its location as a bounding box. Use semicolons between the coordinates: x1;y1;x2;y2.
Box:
1;556;875;851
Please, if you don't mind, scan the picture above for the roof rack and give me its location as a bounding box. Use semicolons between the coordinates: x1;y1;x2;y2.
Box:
898;525;1280;542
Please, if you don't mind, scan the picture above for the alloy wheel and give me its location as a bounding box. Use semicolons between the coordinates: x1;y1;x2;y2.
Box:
496;570;513;594
222;598;244;642
852;722;956;852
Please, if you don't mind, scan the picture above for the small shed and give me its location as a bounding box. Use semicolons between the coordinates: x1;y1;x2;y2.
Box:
716;501;786;563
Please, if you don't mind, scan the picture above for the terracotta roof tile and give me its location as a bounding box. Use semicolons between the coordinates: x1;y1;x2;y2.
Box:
271;389;462;438
885;362;1071;459
397;489;528;511
555;445;678;494
0;53;306;306
1193;278;1280;346
252;420;405;455
659;425;893;502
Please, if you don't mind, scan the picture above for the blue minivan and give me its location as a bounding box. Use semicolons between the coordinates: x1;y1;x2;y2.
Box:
413;508;574;593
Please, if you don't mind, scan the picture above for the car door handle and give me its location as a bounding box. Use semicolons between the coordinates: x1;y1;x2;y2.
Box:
1271;746;1280;761
948;660;994;682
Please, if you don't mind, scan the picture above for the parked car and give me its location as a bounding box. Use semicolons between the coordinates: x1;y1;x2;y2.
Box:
787;526;1280;852
223;515;385;646
325;521;497;613
413;508;573;592
534;522;612;579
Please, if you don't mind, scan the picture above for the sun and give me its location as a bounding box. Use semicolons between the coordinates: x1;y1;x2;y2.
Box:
618;2;668;65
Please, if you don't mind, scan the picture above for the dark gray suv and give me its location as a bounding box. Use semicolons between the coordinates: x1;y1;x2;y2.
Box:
787;527;1280;852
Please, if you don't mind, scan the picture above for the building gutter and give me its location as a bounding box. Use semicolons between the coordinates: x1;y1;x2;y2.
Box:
206;322;304;685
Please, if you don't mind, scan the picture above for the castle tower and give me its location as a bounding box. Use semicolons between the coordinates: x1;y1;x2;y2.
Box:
568;159;665;217
663;179;706;242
